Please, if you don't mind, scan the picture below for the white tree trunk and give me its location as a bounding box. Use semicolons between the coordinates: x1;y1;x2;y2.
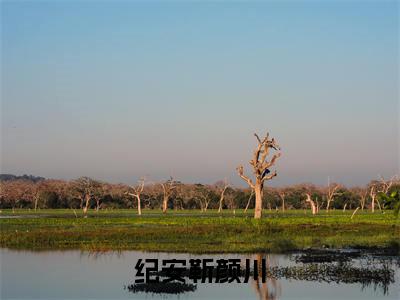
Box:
306;194;316;215
162;196;168;213
254;182;263;219
137;195;142;216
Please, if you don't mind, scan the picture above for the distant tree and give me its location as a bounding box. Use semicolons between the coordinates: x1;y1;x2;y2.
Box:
215;179;229;213
380;191;400;217
38;190;58;208
160;177;177;213
0;180;36;210
127;177;145;215
324;179;340;212
194;184;214;212
378;175;400;217
305;193;317;215
0;174;45;183
351;187;368;211
70;177;102;217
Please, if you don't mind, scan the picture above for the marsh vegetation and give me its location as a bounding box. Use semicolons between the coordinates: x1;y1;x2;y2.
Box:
1;209;398;253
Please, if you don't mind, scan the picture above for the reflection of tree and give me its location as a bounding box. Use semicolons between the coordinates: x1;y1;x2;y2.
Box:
252;254;281;300
80;250;124;261
116;251;395;297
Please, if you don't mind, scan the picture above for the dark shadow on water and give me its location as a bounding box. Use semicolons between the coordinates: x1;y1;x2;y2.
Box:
125;282;196;294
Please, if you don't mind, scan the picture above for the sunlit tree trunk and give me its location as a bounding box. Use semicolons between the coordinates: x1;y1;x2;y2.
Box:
305;194;316;215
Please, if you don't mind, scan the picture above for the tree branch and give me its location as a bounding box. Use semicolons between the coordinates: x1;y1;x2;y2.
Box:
236;166;255;188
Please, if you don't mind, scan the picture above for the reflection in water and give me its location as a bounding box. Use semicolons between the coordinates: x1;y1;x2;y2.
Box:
252;254;281;300
124;251;397;298
3;249;398;299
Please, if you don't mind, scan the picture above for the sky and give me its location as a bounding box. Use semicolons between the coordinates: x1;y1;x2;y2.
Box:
1;1;399;187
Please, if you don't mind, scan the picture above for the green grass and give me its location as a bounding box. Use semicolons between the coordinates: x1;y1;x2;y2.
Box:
1;209;399;253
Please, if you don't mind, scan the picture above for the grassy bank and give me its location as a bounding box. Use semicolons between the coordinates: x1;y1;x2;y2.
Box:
1;209;399;253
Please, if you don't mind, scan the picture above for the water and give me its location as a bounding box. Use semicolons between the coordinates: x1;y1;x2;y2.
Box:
1;249;399;299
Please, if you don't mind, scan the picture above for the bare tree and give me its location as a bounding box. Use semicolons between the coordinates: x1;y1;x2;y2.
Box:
379;175;397;194
368;176;397;213
160;176;176;213
194;184;214;212
127;177;145;216
305;193;317;215
237;132;281;219
352;187;368;211
217;179;229;213
369;185;377;213
94;183;109;212
70;177;101;217
325;178;340;212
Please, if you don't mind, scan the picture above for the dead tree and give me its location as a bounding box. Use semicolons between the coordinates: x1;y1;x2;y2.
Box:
217;179;229;213
71;177;101;218
305;193;317;215
369;183;384;213
237;132;281;219
379;175;397;194
194;184;213;212
127;177;145;216
161;176;176;213
368;176;397;213
325;179;340;212
353;187;368;211
370;185;377;213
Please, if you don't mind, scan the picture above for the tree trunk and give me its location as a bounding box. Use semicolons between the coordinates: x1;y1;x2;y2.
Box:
83;194;90;217
137;196;142;216
162;196;168;213
244;191;254;213
371;195;375;213
218;194;224;213
254;181;263;219
351;207;360;219
306;194;316;215
326;200;331;212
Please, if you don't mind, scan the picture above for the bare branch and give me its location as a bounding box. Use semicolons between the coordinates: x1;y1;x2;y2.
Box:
236;166;255;188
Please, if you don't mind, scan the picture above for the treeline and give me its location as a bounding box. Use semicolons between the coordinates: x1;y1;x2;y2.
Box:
0;175;399;212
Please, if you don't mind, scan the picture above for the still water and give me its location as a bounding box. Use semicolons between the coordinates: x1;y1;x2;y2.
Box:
1;249;399;299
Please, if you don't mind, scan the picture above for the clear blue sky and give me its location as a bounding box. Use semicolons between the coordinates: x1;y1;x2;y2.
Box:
1;1;398;186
